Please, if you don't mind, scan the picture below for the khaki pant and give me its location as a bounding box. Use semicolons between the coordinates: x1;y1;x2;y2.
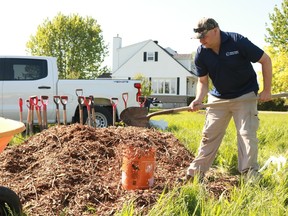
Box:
187;92;260;176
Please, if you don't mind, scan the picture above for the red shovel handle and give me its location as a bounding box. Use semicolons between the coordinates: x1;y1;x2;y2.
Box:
60;96;68;105
41;96;49;105
26;99;31;109
138;96;146;107
19;98;23;112
84;97;92;111
30;96;39;106
41;96;49;111
122;93;128;108
36;99;42;110
110;97;118;109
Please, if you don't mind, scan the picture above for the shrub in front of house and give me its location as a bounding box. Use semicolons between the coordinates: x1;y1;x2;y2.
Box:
257;98;288;111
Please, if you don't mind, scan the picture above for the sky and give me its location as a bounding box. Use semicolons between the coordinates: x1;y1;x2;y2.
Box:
0;0;283;69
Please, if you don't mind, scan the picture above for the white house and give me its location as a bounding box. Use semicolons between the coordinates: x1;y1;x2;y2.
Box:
111;36;198;108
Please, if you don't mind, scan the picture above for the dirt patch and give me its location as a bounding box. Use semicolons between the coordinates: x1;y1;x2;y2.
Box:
0;124;238;215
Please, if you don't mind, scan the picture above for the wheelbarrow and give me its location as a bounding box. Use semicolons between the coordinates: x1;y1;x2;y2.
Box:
0;117;25;215
0;117;25;153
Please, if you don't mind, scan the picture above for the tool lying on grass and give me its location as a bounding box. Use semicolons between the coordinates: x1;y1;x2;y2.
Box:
120;93;288;127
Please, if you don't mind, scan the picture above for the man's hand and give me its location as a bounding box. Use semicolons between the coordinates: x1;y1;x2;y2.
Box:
189;100;203;112
258;90;272;102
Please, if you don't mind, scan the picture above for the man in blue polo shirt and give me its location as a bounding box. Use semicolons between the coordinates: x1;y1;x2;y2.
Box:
186;17;272;181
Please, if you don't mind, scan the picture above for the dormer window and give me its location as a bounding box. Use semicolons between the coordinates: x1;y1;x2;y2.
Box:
143;52;158;62
147;52;154;61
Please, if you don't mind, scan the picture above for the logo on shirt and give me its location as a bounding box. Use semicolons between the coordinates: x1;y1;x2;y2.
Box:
226;50;239;56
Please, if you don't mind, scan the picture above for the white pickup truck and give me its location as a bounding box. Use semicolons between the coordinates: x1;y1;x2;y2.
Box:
0;56;142;127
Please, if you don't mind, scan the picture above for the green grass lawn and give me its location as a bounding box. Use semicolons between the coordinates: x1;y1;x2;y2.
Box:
144;111;288;216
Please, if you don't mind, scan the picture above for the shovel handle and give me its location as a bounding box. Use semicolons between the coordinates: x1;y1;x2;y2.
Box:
41;96;49;110
122;92;128;109
110;97;118;108
19;98;23;112
89;95;95;106
78;96;85;107
19;98;23;122
60;96;68;107
78;96;85;125
89;95;96;127
30;96;38;106
53;96;61;125
53;96;61;107
138;96;146;107
75;89;83;97
147;93;288;118
84;97;92;110
40;96;48;129
111;98;118;126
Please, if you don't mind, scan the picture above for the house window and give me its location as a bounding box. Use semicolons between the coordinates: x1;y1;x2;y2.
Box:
152;78;176;95
143;52;158;62
147;52;154;61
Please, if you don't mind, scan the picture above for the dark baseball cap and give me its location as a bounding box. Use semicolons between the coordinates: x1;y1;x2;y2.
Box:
192;17;219;39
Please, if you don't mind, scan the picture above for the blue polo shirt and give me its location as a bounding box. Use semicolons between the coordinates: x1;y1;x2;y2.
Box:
194;31;264;99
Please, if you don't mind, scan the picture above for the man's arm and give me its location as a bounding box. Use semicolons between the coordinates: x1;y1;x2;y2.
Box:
189;75;209;111
258;52;272;102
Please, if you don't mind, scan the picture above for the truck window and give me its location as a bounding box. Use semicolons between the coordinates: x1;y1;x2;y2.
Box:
1;58;48;81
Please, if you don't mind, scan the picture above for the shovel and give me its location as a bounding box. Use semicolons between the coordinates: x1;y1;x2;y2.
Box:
120;93;288;127
78;96;85;125
122;92;128;109
18;98;23;122
89;95;96;127
35;98;43;131
53;96;61;125
84;96;92;127
25;99;33;136
41;96;49;129
110;97;118;126
60;96;68;125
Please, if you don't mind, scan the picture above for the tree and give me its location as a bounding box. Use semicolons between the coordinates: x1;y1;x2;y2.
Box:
261;46;288;93
262;0;288;95
133;73;153;96
265;0;288;52
26;13;108;79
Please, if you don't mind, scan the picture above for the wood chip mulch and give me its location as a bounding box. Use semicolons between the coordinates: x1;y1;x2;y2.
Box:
0;124;238;215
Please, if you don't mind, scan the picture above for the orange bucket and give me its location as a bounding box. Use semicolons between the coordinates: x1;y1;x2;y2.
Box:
121;147;156;190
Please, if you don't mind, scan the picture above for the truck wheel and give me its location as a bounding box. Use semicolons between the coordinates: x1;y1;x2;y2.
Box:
0;186;23;216
94;106;113;128
82;106;113;128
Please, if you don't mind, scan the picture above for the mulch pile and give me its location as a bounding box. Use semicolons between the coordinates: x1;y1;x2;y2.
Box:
0;124;238;215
